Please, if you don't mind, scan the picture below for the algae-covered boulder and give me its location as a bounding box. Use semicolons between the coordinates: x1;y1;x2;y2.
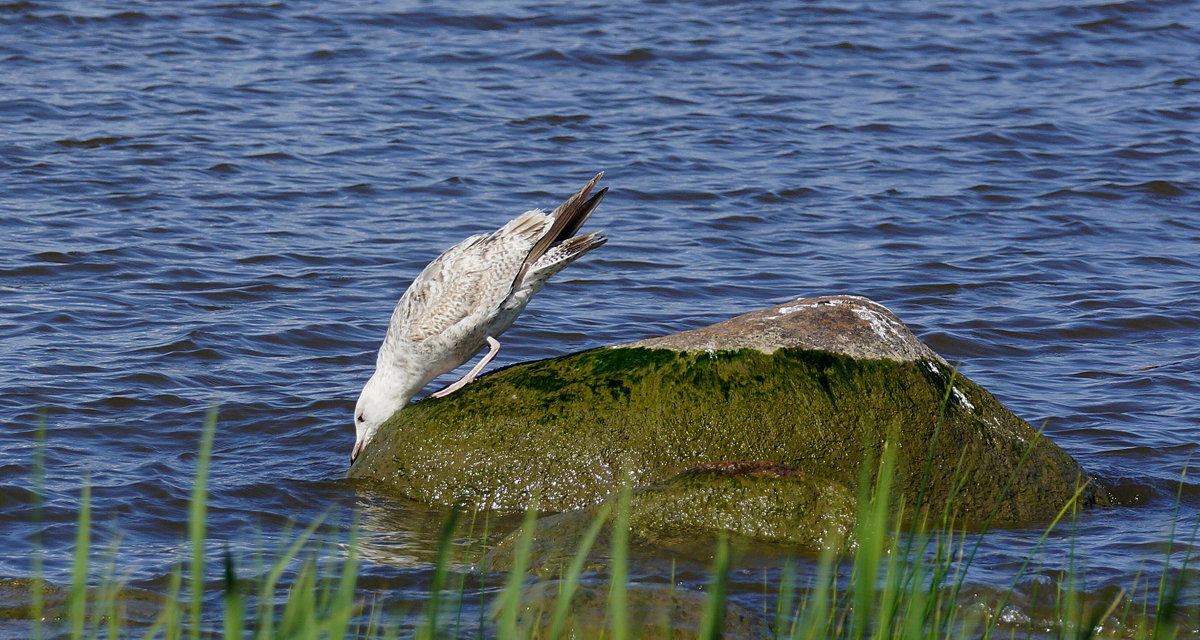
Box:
350;295;1101;529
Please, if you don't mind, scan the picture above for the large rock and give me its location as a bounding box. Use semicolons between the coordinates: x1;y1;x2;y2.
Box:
349;295;1102;534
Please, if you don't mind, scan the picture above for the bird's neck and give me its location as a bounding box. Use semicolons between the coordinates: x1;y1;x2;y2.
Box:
371;366;425;407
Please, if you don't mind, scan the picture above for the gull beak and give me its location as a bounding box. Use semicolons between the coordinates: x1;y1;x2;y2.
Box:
350;438;366;466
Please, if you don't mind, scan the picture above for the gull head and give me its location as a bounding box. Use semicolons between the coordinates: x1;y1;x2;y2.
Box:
351;372;403;465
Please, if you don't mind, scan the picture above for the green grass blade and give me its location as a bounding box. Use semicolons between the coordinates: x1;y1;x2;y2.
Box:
607;484;632;640
68;475;91;640
253;514;328;640
474;508;494;637
548;500;613;640
141;563;184;640
773;559;796;638
498;498;540;639
981;481;1089;639
943;421;1060;636
850;432;897;639
189;406;217;640
93;533;125;640
898;545;930;640
793;536;840;640
278;556;319;638
1153;462;1197;640
325;519;362;639
698;533;731;640
418;505;461;640
30;413;47;640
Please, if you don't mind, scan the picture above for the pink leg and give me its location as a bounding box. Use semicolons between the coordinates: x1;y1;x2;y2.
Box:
431;336;501;398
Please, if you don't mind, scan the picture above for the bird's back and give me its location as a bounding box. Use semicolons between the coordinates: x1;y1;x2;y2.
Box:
372;174;607;393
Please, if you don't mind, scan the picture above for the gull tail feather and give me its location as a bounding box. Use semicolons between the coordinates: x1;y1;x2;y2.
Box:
512;172;606;288
512;232;608;302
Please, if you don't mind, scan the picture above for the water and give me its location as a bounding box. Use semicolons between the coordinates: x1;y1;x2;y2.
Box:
2;0;1198;634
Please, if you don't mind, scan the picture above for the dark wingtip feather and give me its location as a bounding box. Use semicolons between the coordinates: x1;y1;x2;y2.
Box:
560;186;608;240
548;172;603;219
512;173;607;288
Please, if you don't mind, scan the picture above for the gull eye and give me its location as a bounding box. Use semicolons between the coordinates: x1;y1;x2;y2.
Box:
356;414;365;423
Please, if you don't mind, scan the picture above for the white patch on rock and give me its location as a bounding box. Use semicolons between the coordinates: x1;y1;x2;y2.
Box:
771;301;821;318
951;386;975;411
850;305;905;343
990;415;1026;444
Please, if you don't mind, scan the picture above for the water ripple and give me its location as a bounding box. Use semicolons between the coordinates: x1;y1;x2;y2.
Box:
1;0;1198;627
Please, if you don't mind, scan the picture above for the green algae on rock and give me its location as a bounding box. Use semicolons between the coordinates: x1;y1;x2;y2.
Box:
349;295;1101;529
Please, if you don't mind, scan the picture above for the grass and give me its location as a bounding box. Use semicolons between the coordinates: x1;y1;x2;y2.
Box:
19;412;1200;639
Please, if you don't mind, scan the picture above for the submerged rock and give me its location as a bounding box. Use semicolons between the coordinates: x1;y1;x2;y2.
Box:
0;577;164;625
625;460;856;546
484;461;856;578
350;295;1102;536
513;580;771;640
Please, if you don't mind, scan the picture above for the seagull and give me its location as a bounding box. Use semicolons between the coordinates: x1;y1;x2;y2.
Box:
351;173;609;463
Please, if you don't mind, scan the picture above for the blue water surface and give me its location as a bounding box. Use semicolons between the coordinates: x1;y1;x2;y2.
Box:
1;0;1198;635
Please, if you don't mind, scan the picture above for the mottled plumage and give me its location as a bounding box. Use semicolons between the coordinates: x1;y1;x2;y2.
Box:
351;173;608;463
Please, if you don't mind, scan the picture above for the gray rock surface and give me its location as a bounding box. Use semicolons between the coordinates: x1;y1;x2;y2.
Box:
618;295;943;362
